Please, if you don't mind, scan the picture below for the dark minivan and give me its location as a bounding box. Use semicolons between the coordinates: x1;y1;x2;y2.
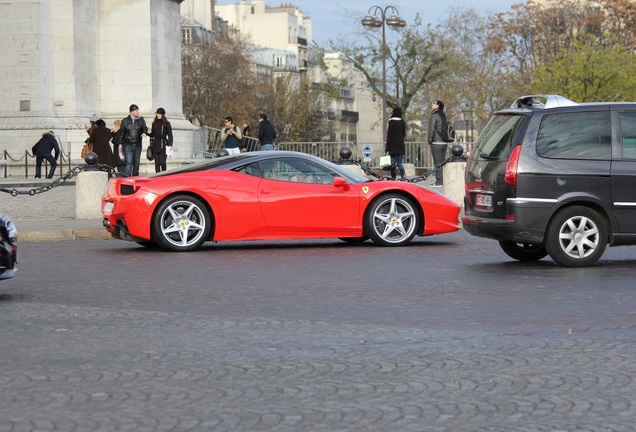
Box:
462;94;636;267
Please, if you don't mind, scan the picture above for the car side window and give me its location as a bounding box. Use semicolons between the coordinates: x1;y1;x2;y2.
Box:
619;111;636;159
258;158;339;184
237;162;263;177
536;111;611;160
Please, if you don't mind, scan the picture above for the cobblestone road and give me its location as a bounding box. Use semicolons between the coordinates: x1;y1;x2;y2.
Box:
1;182;75;220
1;301;635;432
1;235;636;431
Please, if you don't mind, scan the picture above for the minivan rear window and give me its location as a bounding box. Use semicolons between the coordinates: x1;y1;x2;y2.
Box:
473;114;525;159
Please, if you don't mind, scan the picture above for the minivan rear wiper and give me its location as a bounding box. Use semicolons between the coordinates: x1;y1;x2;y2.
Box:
479;152;500;160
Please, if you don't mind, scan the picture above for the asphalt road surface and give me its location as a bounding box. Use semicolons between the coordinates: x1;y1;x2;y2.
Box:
1;230;636;431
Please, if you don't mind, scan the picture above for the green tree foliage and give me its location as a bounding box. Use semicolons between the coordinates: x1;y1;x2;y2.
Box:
490;0;636;102
532;37;636;101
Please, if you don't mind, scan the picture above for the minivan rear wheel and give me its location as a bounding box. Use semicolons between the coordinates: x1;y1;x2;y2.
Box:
545;206;607;267
498;241;548;262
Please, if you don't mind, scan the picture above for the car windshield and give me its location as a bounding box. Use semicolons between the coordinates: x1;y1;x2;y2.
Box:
473;114;526;159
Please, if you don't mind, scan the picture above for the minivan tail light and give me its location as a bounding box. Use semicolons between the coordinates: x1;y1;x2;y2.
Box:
505;145;521;186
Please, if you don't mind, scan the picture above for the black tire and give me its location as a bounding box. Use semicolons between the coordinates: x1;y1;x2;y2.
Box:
364;193;419;246
545;206;607;267
151;194;212;252
339;236;370;244
498;241;548;262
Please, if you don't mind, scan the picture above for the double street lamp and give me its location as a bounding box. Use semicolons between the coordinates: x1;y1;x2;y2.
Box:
361;5;406;141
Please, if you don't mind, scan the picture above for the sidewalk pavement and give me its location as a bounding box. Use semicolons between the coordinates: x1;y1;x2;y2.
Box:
0;177;111;242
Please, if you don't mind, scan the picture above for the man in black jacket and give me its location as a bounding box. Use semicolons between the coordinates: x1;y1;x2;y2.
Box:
257;113;276;151
120;104;147;176
32;131;60;179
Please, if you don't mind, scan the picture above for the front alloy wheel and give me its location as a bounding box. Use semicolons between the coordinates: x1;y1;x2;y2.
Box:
364;193;419;246
545;206;607;267
152;195;211;252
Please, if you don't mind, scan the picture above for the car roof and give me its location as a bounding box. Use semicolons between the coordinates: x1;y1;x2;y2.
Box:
498;94;636;116
147;150;370;183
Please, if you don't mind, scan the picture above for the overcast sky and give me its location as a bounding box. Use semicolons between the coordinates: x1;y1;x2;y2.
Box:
297;0;523;46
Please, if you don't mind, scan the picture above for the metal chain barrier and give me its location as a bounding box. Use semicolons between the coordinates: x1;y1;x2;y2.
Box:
0;164;124;197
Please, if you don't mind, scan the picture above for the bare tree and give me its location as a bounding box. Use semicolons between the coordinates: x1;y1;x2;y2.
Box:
182;36;257;128
329;14;447;121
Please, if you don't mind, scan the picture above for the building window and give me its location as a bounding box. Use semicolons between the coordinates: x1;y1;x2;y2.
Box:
182;28;192;45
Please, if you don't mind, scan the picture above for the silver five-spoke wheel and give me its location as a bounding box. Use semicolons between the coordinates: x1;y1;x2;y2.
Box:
152;195;211;251
365;193;419;246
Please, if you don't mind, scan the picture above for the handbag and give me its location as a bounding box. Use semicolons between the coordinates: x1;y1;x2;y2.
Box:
81;143;93;158
146;145;154;161
379;154;392;168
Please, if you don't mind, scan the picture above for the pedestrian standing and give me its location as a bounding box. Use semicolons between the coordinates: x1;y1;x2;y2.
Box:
111;119;125;174
221;116;242;155
89;119;114;167
119;104;147;177
428;100;449;187
257;113;276;151
242;121;253;151
386;107;407;180
146;108;174;172
32;131;60;179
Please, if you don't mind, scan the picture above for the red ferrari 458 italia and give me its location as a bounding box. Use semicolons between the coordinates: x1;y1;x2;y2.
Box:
102;151;460;251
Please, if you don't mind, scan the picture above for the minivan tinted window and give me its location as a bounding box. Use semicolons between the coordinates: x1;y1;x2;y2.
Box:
619;111;636;159
536;111;611;160
473;114;525;159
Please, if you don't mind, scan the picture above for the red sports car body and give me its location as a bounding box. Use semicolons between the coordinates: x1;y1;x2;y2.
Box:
102;151;460;251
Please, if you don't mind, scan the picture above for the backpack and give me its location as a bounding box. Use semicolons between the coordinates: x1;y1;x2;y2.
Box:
439;114;455;143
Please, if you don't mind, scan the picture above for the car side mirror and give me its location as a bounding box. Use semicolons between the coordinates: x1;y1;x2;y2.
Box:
334;177;350;190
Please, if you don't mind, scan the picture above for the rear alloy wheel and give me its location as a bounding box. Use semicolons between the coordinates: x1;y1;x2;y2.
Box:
152;195;211;252
545;206;607;267
498;241;548;262
364;193;419;246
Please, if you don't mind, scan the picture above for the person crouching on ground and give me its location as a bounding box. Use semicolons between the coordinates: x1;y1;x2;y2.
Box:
32;131;60;179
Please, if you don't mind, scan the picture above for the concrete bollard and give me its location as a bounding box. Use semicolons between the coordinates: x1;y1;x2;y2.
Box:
76;170;109;219
403;163;416;178
443;162;466;208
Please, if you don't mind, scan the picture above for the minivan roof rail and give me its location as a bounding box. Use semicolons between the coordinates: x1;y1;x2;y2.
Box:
510;94;578;109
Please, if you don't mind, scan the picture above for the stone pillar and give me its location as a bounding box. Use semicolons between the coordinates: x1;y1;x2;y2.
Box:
76;170;109;219
443;161;466;208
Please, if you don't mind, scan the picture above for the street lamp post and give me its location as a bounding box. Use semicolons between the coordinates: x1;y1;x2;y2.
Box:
462;105;473;143
361;6;406;141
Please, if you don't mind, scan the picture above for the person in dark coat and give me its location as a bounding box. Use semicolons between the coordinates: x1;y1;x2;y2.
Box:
32;131;60;179
146;108;173;173
386;107;407;180
89;119;114;167
428;99;449;186
257;113;276;151
120;104;147;176
111;119;125;173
